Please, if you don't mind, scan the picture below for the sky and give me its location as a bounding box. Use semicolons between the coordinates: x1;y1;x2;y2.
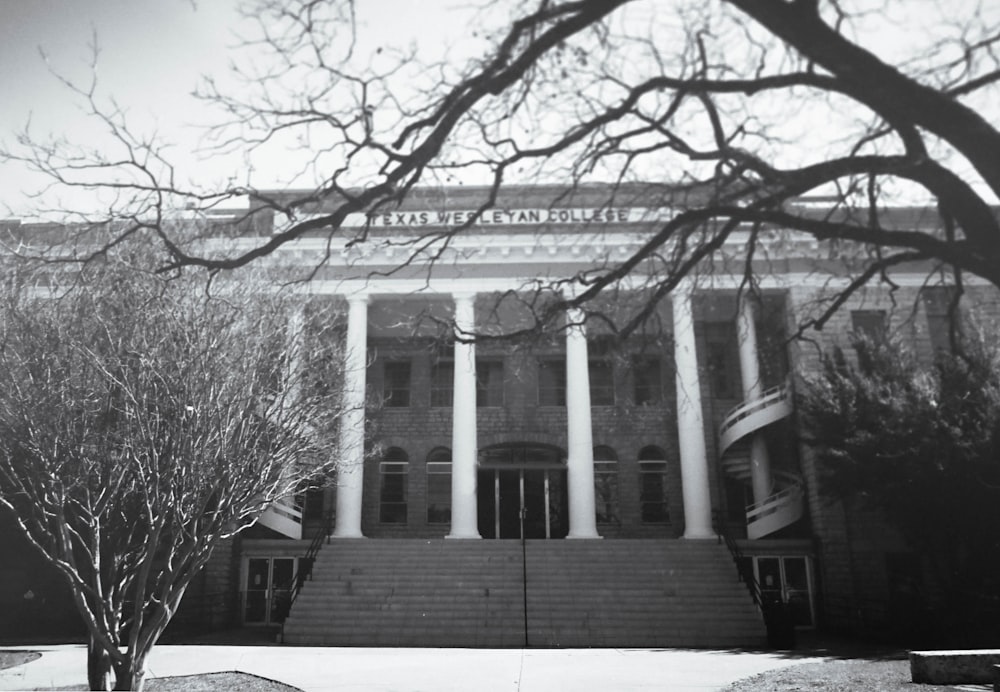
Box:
0;0;239;213
0;0;479;216
0;1;996;217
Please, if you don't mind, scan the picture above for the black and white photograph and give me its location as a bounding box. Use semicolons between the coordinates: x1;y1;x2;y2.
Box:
0;1;998;690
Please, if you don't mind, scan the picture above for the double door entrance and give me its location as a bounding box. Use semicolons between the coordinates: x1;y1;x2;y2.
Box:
243;557;296;625
477;444;568;539
754;555;815;627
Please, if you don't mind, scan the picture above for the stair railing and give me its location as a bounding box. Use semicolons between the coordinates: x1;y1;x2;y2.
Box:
713;511;762;609
279;505;336;628
277;506;336;643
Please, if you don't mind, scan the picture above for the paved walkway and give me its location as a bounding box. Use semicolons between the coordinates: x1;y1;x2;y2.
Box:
0;644;830;691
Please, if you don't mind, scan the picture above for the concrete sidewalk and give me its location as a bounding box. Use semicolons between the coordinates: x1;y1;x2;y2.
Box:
0;644;827;691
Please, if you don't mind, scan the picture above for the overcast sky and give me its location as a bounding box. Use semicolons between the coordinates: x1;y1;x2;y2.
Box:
1;1;995;216
0;0;477;215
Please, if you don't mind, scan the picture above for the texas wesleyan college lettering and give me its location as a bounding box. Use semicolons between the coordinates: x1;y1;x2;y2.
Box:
359;207;637;227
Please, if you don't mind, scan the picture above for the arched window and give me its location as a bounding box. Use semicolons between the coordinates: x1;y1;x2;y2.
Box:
379;447;409;524
593;445;619;525
638;446;669;524
426;447;452;524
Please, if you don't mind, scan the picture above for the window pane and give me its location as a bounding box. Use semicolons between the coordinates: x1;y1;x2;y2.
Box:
594;460;619;525
431;361;453;408
476;359;504;407
426;471;451;524
426;454;451;524
633;356;662;405
589;360;614;406
850;310;887;342
922;287;960;354
379;460;408;524
639;458;669;524
704;323;739;399
383;361;411;407
537;358;566;406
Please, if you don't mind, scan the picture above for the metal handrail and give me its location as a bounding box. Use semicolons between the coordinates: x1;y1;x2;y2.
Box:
288;506;336;608
278;505;336;642
713;511;762;609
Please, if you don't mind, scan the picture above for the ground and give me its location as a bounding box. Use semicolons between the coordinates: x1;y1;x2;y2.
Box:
0;653;301;691
721;658;988;692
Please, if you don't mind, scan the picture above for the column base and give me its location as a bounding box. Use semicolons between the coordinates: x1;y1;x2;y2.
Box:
330;531;366;539
445;532;482;539
565;533;604;539
681;529;717;540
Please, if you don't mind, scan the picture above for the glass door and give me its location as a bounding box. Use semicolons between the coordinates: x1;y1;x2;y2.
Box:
477;467;568;539
244;558;270;624
243;557;297;625
755;556;815;627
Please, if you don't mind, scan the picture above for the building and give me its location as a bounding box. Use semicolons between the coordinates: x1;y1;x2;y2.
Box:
4;183;997;646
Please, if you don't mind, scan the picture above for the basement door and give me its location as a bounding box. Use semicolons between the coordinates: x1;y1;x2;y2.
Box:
242;557;296;626
755;556;815;627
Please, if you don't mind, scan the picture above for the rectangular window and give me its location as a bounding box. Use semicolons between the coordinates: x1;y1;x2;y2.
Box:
704;323;739;399
639;461;669;524
476;359;505;407
632;356;663;405
537;358;566;406
426;461;452;524
430;360;453;408
594;461;619;525
921;287;960;354
378;462;408;523
382;361;411;408
589;360;615;406
850;310;887;342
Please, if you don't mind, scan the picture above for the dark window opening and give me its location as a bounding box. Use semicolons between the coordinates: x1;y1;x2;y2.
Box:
476;359;505;407
589;359;615;406
632;356;663;405
638;446;669;524
850;310;887;343
594;445;619;525
426;447;451;524
379;447;408;523
383;361;412;408
537;358;566;406
430;360;453;408
704;323;740;399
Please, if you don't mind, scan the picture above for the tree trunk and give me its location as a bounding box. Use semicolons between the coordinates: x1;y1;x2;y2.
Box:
113;653;147;692
86;637;112;691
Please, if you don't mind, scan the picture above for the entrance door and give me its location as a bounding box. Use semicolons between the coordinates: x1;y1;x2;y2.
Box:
756;556;814;627
477;467;568;539
243;557;296;625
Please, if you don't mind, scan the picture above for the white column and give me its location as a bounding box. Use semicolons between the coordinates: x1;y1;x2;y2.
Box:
737;294;773;506
565;306;600;539
447;292;481;539
333;295;368;538
672;287;715;539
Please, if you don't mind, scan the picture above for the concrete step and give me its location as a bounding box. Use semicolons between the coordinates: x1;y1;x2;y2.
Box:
281;539;767;648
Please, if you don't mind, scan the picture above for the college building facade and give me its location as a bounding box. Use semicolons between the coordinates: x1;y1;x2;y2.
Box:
4;183;996;646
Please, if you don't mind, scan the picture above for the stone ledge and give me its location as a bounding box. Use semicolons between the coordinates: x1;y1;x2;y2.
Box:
909;649;1000;685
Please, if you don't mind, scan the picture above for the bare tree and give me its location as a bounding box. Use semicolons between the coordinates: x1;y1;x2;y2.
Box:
3;0;1000;332
0;248;343;691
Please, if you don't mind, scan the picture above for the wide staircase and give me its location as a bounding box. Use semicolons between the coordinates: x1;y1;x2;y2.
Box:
281;539;766;647
718;381;804;539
